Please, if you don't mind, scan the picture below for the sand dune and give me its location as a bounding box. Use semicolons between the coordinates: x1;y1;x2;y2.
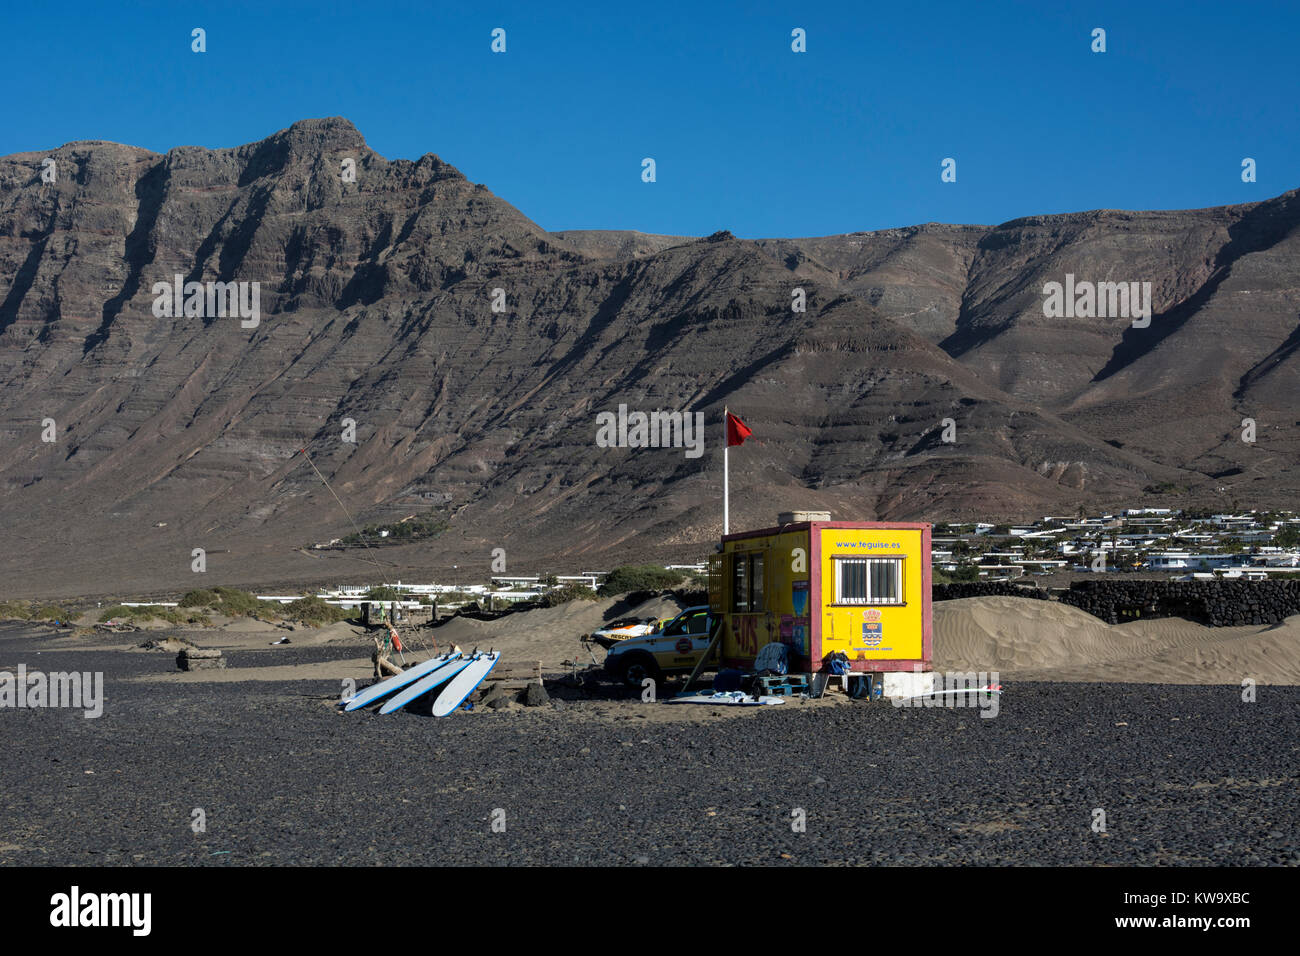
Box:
935;596;1300;684
126;594;691;684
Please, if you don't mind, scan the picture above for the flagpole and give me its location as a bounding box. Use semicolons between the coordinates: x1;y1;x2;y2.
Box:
723;406;729;537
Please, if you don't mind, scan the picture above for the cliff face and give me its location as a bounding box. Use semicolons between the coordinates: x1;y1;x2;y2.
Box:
1;118;1295;596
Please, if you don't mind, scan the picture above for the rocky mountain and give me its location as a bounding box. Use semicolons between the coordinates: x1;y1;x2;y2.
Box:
1;118;1295;597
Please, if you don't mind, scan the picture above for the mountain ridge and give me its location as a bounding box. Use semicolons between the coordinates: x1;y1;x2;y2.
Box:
0;118;1295;597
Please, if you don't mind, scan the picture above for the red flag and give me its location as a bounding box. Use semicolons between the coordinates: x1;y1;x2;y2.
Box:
726;412;752;447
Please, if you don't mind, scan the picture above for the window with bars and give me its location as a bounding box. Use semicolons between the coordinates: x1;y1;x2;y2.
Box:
731;552;765;613
834;557;903;605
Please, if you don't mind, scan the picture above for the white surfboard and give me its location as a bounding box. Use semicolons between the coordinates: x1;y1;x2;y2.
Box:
378;655;474;715
894;687;1003;704
431;651;500;717
342;653;460;712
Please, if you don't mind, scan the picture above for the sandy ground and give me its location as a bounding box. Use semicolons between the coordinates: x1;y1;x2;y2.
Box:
934;596;1300;684
2;598;1296;865
3;643;1294;864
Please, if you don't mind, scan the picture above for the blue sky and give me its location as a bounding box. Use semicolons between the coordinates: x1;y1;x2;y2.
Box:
5;0;1297;237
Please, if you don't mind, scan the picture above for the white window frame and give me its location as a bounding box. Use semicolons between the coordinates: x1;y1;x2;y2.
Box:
833;556;904;606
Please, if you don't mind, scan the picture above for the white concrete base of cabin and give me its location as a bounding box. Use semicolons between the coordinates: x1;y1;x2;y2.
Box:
881;671;936;699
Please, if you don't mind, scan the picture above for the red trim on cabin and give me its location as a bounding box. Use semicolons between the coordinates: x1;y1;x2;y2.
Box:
921;523;933;667
721;519;932;545
810;522;822;666
846;659;929;673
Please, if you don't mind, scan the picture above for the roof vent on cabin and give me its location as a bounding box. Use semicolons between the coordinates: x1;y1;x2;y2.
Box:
779;511;831;524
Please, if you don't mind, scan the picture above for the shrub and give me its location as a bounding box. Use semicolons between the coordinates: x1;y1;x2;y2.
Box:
99;605;159;622
197;587;283;618
1144;482;1190;496
597;565;685;596
178;589;220;608
365;586;402;603
0;600;31;620
284;596;350;627
1274;526;1300;548
154;608;191;625
540;584;598;607
210;587;258;615
933;566;980;584
99;604;209;626
340;514;448;547
30;604;73;621
436;591;476;606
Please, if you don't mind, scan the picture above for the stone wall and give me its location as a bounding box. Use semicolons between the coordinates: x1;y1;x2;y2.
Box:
932;582;1051;601
1059;580;1300;626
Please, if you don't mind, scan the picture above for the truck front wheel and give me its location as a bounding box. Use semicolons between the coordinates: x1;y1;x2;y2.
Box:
617;653;661;689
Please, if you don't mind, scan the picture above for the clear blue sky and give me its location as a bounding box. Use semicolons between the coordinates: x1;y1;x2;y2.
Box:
6;0;1297;237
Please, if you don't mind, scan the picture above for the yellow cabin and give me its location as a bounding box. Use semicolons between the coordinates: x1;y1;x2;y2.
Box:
709;512;932;674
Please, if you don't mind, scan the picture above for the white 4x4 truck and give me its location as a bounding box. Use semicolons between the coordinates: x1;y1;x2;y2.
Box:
602;605;713;687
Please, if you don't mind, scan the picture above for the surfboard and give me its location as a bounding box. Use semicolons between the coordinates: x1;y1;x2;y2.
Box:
431;651;500;717
342;652;460;712
894;687;1003;704
669;691;784;706
377;655;474;715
